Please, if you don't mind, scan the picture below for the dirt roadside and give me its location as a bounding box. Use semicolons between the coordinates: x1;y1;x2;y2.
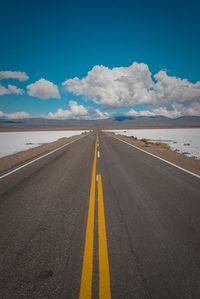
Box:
0;133;88;174
107;132;200;176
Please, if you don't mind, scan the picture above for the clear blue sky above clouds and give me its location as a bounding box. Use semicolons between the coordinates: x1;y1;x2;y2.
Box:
0;0;200;119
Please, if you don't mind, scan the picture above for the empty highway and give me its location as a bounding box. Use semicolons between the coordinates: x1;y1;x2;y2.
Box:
0;131;200;299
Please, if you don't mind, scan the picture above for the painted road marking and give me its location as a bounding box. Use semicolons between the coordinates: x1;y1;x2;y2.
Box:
110;134;200;180
0;133;91;180
98;150;100;158
97;174;111;299
80;134;111;299
79;137;97;299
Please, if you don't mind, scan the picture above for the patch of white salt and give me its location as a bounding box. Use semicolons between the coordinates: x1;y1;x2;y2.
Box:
106;128;200;159
0;130;88;158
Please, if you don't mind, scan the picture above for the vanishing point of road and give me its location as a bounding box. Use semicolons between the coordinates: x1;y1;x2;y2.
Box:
0;131;200;299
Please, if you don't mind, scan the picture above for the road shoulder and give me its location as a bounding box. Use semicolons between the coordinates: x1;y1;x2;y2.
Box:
106;132;200;176
0;133;88;175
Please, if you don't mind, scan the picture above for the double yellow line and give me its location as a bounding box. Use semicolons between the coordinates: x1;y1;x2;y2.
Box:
79;135;111;299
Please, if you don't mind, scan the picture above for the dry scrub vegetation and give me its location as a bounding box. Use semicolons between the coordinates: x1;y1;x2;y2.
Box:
138;137;170;149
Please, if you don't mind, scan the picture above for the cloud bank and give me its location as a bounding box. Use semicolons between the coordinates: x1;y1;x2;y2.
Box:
27;78;60;99
0;62;199;119
62;62;200;117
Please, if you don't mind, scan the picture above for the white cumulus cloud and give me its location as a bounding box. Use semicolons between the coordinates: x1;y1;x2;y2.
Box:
0;85;8;96
27;78;60;99
63;62;155;107
48;100;109;120
126;102;200;118
0;84;24;96
0;71;29;81
0;111;30;119
127;109;155;117
154;71;200;104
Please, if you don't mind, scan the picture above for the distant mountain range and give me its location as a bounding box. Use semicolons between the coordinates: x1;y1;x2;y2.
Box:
0;115;200;130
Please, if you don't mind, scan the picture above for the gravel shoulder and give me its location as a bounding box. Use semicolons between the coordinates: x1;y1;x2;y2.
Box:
0;133;87;174
107;132;200;176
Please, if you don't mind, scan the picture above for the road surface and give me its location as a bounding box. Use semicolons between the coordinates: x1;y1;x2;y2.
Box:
0;131;200;299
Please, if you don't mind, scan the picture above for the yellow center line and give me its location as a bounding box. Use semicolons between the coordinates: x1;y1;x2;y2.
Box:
79;136;97;299
79;133;111;299
97;174;111;299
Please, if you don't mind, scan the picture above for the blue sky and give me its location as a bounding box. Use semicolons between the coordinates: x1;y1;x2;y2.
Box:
0;0;200;119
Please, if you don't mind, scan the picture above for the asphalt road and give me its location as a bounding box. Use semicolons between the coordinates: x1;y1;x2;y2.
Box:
0;131;200;299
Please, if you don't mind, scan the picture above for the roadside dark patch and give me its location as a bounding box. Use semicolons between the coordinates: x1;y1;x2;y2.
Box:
37;225;47;232
37;270;54;280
